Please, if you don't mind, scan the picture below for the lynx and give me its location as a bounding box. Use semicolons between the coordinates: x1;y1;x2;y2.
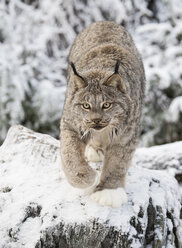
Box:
60;21;145;207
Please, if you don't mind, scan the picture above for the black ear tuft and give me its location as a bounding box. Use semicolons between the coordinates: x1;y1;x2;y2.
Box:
70;62;84;80
114;60;120;74
70;62;87;92
70;62;77;75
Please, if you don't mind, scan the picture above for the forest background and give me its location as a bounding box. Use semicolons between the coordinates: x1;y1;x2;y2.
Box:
0;0;182;147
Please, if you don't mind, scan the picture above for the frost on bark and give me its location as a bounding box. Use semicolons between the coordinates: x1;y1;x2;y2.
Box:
0;126;181;248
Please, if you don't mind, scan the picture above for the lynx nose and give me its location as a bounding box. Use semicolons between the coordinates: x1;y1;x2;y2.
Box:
91;118;101;124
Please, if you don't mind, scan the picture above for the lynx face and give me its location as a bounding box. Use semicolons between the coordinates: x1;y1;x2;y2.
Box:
69;66;133;139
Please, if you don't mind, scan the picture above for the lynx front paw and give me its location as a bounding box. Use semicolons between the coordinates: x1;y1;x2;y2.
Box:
85;145;104;162
90;188;127;208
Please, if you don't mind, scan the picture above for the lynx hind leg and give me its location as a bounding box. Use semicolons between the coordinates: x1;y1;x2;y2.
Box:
85;145;104;162
90;188;127;208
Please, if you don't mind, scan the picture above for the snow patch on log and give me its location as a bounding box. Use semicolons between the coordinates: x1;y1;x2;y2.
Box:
135;141;182;189
0;126;181;247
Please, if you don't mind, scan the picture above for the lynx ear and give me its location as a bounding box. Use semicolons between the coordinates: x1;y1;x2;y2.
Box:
103;60;126;93
104;73;126;93
72;74;87;92
70;62;87;92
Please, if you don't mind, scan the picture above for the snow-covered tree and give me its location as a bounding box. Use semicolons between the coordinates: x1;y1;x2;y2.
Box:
0;0;182;146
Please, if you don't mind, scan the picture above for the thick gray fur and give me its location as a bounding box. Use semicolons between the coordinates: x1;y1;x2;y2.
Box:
60;21;145;192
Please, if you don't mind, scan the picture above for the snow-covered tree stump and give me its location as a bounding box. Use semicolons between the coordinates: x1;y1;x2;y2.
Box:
135;142;182;186
0;126;181;248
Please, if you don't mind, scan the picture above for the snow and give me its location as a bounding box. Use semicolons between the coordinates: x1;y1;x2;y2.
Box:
0;0;182;146
0;0;181;244
33;80;66;126
134;140;182;175
166;96;182;122
0;126;181;247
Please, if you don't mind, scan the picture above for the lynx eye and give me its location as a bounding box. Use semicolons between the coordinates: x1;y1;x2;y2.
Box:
82;103;91;110
102;102;112;109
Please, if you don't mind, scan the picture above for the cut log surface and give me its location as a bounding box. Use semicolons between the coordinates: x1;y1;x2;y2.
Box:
0;126;181;248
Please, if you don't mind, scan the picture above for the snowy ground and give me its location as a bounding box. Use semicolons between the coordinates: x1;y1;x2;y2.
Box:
0;126;181;247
